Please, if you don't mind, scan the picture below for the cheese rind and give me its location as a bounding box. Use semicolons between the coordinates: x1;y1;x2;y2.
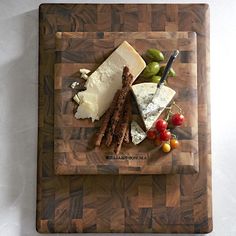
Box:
132;83;176;130
74;41;146;121
131;121;147;145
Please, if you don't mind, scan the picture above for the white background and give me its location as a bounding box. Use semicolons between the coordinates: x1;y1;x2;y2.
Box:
0;0;235;235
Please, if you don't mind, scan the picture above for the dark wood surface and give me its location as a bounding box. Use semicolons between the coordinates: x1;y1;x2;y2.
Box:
37;4;212;233
54;31;199;175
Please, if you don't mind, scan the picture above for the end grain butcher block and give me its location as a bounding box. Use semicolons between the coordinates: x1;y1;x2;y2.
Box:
54;31;199;175
37;4;212;234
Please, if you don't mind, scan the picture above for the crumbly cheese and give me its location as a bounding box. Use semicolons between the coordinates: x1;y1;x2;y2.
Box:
80;68;91;75
75;102;98;121
81;74;89;80
70;81;80;89
132;83;176;130
131;121;147;145
73;94;80;104
75;92;98;121
74;41;146;121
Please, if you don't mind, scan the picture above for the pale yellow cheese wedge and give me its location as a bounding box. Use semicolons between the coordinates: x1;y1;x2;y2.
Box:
74;41;146;121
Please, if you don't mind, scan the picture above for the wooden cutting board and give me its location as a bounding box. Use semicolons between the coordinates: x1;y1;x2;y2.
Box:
37;4;212;233
54;31;199;175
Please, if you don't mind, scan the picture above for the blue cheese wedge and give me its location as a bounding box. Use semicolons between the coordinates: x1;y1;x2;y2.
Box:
74;41;146;121
131;121;147;145
132;83;176;130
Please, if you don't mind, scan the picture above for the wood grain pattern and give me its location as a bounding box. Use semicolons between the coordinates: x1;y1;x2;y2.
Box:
37;4;212;233
54;31;199;175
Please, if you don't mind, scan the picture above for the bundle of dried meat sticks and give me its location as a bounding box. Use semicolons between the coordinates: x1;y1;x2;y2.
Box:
95;66;133;154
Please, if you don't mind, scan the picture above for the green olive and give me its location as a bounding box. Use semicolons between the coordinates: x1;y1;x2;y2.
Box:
158;66;165;76
158;66;176;77
142;62;160;78
146;49;165;62
168;67;176;77
151;75;161;84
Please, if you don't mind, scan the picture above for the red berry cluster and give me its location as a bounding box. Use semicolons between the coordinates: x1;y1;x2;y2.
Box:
147;113;185;152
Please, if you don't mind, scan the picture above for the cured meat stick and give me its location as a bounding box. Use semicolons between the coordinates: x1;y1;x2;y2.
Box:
123;100;131;144
119;92;131;144
105;67;133;146
122;66;133;87
124;128;130;144
94;90;120;146
114;97;131;154
113;93;130;141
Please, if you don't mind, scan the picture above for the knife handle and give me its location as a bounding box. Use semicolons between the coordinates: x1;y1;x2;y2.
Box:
158;50;179;87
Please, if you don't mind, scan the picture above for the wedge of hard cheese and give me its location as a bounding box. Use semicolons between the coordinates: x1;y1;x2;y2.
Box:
132;83;176;130
74;41;146;121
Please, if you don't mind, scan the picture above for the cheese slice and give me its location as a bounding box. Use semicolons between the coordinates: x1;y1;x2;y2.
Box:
74;41;146;121
132;83;176;130
75;92;98;121
131;121;147;145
